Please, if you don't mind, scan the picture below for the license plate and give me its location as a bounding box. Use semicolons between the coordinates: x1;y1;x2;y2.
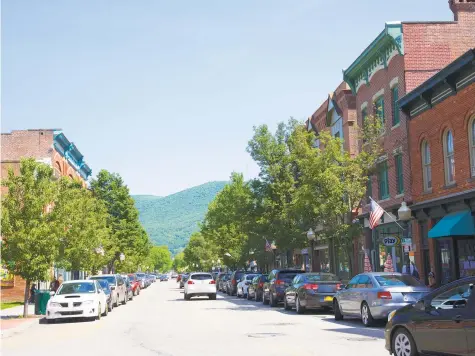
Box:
324;296;333;302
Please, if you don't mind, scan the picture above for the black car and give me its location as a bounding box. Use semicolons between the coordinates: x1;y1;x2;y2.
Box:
227;270;246;296
263;269;305;307
97;279;114;312
284;272;341;313
248;274;268;301
385;276;474;356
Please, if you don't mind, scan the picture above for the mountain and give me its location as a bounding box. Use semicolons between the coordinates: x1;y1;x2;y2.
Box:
133;181;227;255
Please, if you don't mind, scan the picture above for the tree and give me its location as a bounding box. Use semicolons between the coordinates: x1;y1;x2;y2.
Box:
1;158;59;317
183;232;218;270
172;252;186;273
143;246;172;272
90;170;150;272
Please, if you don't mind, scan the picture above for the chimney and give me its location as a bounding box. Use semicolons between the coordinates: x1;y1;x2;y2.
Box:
449;0;475;21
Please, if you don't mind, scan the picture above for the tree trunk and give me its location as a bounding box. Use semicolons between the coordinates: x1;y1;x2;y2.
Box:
23;280;30;318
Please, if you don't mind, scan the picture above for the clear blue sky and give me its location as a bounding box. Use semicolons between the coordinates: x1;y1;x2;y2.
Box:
2;1;452;196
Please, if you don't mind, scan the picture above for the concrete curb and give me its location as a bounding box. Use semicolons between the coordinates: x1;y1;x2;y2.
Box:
1;317;40;339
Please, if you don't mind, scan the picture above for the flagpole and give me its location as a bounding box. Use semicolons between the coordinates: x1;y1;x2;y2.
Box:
369;197;405;230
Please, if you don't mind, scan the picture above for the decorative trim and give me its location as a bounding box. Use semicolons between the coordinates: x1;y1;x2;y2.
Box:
393;146;403;155
361;102;368;111
372;89;385;102
390;77;399;89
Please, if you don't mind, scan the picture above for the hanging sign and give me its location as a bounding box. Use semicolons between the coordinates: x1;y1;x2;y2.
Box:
382;236;401;247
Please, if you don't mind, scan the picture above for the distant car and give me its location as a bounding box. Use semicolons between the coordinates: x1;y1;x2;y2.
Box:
128;274;141;296
248;274;268;301
184;272;217;300
385;277;474;356
160;274;169;282
135;273;146;289
171;272;178;279
333;272;430;326
97;279;114;312
46;280;108;323
284;273;342;313
237;274;260;298
89;274;127;307
226;270;246;296
263;269;305;307
179;274;189;289
121;275;134;301
216;273;229;292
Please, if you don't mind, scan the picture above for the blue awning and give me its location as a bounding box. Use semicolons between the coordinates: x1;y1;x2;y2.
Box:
428;210;475;238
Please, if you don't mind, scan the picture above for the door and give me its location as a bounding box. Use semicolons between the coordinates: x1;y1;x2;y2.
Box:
350;274;372;315
339;275;360;314
414;281;472;356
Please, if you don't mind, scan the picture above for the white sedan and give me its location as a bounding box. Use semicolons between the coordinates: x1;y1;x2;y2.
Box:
237;273;259;298
46;280;108;323
184;272;216;300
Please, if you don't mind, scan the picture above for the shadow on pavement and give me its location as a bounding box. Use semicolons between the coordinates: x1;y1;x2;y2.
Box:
38;317;95;325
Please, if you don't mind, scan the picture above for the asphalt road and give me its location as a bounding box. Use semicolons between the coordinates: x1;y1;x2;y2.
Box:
1;280;387;356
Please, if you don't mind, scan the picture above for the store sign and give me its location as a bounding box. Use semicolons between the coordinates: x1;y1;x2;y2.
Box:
382;236;401;247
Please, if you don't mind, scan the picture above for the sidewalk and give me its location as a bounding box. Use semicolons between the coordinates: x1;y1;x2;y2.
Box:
1;304;40;339
0;304;35;318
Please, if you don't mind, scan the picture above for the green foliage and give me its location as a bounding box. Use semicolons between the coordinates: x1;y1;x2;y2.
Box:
142;246;172;272
172;252;186;273
133;181;227;255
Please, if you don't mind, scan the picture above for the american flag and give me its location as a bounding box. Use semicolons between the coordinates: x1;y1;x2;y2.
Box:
369;198;385;229
265;239;272;252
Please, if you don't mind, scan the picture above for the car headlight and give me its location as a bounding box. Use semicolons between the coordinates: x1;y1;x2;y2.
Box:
49;302;61;308
82;300;94;305
388;310;397;322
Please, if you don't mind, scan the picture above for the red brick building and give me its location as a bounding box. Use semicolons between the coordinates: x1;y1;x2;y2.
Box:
1;129;92;301
399;49;475;285
342;0;475;275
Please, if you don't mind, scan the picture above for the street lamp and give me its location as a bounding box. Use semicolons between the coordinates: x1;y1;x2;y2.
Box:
307;228;316;272
119;253;125;262
398;201;412;274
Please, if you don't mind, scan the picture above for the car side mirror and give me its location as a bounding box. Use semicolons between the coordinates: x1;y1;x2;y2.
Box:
110;286;116;290
49;291;55;296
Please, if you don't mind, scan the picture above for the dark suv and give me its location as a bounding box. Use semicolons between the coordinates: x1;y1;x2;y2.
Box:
227;270;246;296
263;269;304;307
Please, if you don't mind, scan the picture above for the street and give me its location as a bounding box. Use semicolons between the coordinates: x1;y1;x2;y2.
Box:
2;280;387;356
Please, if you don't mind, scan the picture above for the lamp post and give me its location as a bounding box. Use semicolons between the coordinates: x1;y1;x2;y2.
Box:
398;201;412;274
119;253;125;262
307;228;316;272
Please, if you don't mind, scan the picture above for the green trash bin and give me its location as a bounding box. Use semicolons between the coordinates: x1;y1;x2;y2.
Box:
35;290;51;315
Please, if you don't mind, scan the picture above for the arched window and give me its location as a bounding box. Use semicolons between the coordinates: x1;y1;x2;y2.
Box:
443;130;455;185
55;161;62;173
421;141;431;191
469;117;475;177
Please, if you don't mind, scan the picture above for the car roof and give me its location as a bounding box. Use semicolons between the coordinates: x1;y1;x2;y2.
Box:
63;279;95;284
190;272;212;275
90;274;117;277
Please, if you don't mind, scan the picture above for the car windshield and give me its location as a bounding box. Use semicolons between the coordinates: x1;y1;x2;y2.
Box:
375;274;424;287
305;274;339;282
128;275;136;281
234;272;244;280
246;275;257;280
57;282;95;295
136;273;145;278
97;280;110;289
278;271;304;281
191;274;212;280
90;276;116;285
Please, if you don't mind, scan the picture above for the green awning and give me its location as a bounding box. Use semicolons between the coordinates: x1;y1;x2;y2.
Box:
428;210;475;238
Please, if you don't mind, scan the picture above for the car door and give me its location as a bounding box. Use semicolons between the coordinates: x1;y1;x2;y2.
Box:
351;274;372;315
413;281;472;356
464;285;475;356
339;275;360;315
117;276;125;300
96;282;106;310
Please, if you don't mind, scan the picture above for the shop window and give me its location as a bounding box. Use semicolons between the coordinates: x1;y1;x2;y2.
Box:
391;86;399;126
395;154;404;194
378;161;389;200
443;130;455;185
469;117;475;177
422;140;432;191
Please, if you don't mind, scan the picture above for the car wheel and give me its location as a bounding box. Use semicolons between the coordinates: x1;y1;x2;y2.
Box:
123;293;128;305
114;295;119;307
333;300;343;320
247;292;252;300
129;292;133;301
283;295;291;311
269;292;277;307
262;291;269;305
102;302;108;317
361;302;374;327
296;296;305;314
96;304;102;320
392;328;417;356
209;294;217;300
108;301;113;312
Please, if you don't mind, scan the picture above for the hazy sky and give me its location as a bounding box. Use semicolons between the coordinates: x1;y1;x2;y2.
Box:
2;1;452;196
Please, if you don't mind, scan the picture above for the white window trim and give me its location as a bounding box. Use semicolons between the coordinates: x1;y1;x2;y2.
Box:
422;141;432;192
443;130;455;185
360;102;368;111
389;77;399;89
372;89;385;102
469;116;475;177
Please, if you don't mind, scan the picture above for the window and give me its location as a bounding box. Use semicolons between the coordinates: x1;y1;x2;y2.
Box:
378;161;389;200
430;282;473;309
422;141;432;191
395;154;404;194
391;87;399;126
347;275;360;289
356;275;373;288
470;118;475;177
443;130;455;184
375;96;385;125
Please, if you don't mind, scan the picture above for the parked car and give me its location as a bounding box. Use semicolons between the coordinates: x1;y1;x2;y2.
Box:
97;279;114;312
184;272;217;300
128;274;141;296
160;274;169;282
237;274;260;298
385;277;474;356
46;280;108;323
217;273;230;292
333;272;430;326
263;269;305;307
226;270;246;296
89;274;127;307
211;272;219;280
135;273;146;289
122;275;134;301
176;274;182;283
284;272;342;313
179;274;189;289
248;274;268;301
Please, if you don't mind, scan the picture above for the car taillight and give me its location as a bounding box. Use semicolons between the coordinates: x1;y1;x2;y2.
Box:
276;280;285;285
336;284;342;290
258;282;263;288
377;291;392;299
209;280;216;284
187;280;194;285
304;283;319;290
232;279;236;285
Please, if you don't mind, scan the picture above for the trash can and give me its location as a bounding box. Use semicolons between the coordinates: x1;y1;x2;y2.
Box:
35;290;51;315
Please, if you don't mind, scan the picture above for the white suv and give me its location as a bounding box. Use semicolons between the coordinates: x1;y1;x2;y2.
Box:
184;272;216;300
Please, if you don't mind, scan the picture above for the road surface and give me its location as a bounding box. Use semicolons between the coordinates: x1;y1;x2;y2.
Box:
1;280;387;356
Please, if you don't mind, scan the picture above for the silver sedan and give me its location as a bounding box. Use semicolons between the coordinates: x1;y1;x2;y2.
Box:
333;272;430;326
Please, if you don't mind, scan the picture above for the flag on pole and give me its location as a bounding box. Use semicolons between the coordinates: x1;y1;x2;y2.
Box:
384;254;395;272
369;197;385;229
364;251;373;272
265;239;272;252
